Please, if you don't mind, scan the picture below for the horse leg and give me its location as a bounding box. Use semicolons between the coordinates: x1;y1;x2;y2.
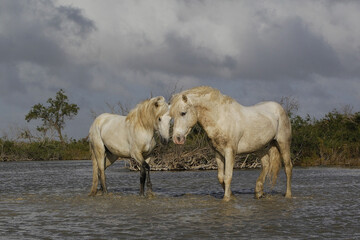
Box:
139;162;146;196
278;141;293;198
89;143;106;196
132;152;147;196
144;160;153;193
89;146;99;196
97;150;108;195
223;148;235;201
215;152;225;191
105;152;118;169
255;153;270;199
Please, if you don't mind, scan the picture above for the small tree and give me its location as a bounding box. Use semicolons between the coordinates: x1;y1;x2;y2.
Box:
25;89;79;143
280;96;299;118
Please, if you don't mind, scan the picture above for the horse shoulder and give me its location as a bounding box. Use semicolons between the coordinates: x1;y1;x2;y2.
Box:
204;103;243;152
127;125;155;154
99;115;131;156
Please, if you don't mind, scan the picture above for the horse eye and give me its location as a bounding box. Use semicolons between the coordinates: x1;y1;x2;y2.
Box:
158;117;161;122
181;112;186;116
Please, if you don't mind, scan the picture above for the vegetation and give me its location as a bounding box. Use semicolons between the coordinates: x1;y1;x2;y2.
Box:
1;91;360;168
25;89;79;143
0;138;89;161
291;110;360;166
128;109;360;170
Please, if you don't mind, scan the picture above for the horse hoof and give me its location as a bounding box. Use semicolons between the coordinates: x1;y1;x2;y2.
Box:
255;192;265;199
222;194;235;202
88;192;97;197
146;191;156;198
285;193;292;198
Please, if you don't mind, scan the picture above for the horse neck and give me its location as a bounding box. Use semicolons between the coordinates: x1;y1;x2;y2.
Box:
127;106;156;134
189;92;238;132
189;94;218;129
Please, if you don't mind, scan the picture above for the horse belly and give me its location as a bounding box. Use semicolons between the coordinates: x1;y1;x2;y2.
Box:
102;134;131;157
236;129;276;154
237;139;270;154
105;143;130;157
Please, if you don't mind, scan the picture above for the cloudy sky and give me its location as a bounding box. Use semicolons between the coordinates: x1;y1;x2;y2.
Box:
1;0;360;140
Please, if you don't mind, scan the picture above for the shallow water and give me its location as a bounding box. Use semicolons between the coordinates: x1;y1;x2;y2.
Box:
0;160;359;239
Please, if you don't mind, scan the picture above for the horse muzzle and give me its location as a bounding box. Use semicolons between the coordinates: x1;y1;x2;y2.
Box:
173;135;186;145
160;136;169;145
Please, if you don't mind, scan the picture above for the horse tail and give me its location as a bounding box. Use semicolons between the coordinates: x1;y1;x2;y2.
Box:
267;145;282;187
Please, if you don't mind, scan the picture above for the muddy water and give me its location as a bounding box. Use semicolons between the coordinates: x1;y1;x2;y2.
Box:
0;160;359;239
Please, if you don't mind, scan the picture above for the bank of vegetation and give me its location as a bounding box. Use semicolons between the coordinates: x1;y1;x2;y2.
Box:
0;138;89;161
1;109;360;169
1;90;359;168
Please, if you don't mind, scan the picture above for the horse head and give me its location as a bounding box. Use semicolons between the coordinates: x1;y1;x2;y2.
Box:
153;96;171;144
170;94;197;145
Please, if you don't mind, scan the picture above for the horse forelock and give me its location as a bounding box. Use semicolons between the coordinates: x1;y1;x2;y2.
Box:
170;86;234;117
169;93;183;117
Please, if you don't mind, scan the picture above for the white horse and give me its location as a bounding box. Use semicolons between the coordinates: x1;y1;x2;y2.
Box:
170;86;292;201
88;96;171;196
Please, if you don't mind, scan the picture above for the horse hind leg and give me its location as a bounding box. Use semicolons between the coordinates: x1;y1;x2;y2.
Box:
255;153;270;199
215;152;225;191
89;149;99;196
256;146;282;199
93;144;107;195
223;148;235;202
277;141;293;198
89;143;106;196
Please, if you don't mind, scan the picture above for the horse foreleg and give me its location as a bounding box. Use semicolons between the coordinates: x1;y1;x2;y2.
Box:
139;163;146;196
144;161;153;193
132;152;147;196
223;148;235;201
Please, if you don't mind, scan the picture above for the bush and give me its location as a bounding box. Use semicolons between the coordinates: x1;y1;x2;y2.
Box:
0;139;89;161
291;110;360;166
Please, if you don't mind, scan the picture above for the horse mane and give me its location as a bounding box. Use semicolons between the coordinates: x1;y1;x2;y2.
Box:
170;86;234;115
126;97;168;130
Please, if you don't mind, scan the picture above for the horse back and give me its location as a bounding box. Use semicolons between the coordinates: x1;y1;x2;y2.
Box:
235;101;290;154
89;113;130;157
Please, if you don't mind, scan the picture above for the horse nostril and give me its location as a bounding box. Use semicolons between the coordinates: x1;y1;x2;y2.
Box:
161;137;168;145
176;136;181;142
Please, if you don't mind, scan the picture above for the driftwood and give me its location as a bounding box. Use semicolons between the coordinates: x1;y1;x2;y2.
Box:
124;145;261;171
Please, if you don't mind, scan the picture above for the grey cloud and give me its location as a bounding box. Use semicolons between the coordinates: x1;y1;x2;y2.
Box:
0;0;96;96
122;13;342;83
51;5;96;37
125;32;237;80
236;17;341;80
0;63;24;95
1;0;360;139
0;28;67;66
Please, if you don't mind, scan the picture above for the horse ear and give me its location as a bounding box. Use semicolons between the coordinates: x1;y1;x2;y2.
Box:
154;97;163;108
182;94;188;103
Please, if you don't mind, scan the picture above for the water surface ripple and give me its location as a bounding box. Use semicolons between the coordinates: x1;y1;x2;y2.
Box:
0;161;359;239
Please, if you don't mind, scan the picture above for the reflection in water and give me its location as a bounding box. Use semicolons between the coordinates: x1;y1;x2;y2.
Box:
0;161;359;239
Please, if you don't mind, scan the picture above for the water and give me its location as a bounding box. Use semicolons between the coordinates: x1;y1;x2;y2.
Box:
0;161;359;239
